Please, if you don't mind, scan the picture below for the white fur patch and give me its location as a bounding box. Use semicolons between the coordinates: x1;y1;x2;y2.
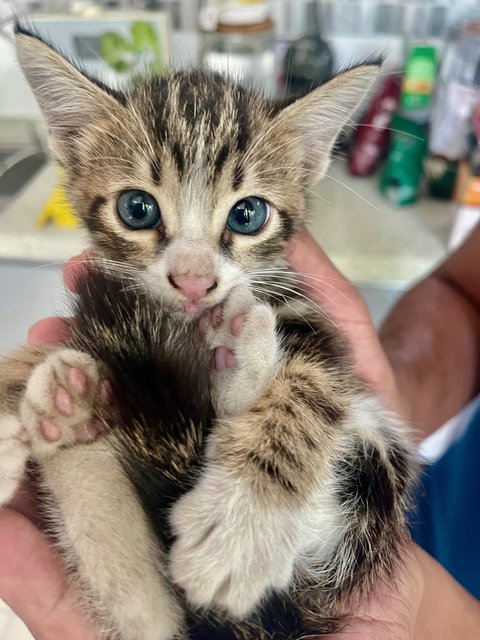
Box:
0;415;28;504
206;285;281;416
170;464;300;618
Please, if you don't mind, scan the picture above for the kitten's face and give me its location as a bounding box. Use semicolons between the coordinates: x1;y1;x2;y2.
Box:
16;30;377;314
65;72;305;313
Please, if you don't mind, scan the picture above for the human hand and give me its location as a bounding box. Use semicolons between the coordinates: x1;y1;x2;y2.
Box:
286;229;480;640
285;228;403;416
5;236;480;640
0;253;100;640
9;239;406;640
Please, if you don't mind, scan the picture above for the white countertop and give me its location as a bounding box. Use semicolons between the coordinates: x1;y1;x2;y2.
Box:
0;160;456;288
309;162;456;287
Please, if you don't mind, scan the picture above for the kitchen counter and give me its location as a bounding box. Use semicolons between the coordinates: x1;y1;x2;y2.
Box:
309;163;456;287
0;160;457;288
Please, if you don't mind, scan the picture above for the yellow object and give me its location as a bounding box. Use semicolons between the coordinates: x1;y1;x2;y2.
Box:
36;183;80;229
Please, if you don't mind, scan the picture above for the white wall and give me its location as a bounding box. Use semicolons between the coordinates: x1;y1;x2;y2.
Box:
0;262;66;352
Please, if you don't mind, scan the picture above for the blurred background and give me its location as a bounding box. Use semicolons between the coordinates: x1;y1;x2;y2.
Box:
0;2;479;638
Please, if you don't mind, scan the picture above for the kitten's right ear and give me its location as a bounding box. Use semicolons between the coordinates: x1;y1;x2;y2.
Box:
271;64;380;185
15;26;126;162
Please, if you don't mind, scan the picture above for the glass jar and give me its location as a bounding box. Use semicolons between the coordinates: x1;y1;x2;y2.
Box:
200;18;277;96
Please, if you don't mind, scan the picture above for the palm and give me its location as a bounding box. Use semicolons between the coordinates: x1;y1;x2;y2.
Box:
322;543;423;640
0;478;99;640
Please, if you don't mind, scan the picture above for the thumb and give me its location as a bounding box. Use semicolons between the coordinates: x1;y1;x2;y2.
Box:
285;230;400;411
285;228;370;327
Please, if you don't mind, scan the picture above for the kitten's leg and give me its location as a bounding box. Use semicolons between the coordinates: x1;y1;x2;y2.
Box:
18;347;183;640
0;346;102;505
201;285;281;417
170;289;413;620
171;288;307;617
0;414;28;503
40;442;183;640
0;346;48;504
20;348;105;456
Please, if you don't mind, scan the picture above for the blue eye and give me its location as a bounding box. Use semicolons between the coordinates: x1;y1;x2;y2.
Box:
226;197;269;235
117;190;161;230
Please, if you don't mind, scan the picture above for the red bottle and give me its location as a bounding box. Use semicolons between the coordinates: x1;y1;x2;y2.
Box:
348;75;402;177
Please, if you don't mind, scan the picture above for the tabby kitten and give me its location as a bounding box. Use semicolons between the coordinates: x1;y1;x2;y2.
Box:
0;27;416;640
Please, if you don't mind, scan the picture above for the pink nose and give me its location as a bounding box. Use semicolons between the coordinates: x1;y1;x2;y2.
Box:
169;273;217;303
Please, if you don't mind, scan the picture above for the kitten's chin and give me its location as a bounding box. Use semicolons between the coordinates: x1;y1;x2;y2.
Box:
183;303;202;316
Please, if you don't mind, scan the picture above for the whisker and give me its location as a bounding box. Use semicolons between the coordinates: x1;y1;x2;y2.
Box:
253;164;381;214
252;279;341;334
250;285;315;331
321;172;381;213
252;271;356;311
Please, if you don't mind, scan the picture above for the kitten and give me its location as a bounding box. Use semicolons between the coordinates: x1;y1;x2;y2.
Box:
0;27;417;640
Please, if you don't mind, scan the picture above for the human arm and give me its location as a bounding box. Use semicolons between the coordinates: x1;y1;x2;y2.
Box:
288;225;480;439
380;224;480;438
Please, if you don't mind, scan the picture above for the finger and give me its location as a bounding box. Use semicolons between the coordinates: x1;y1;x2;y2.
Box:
285;228;369;324
63;250;94;293
27;316;73;345
0;509;100;640
320;544;423;640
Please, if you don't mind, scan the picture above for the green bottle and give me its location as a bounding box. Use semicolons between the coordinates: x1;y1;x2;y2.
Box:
400;45;438;122
380;45;437;206
379;114;428;206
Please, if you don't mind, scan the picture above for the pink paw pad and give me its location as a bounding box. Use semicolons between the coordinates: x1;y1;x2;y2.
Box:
40;418;62;442
213;347;236;370
68;367;89;394
230;314;246;337
55;386;74;416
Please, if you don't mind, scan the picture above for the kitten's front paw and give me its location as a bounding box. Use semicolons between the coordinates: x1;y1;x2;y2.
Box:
170;466;298;618
0;415;29;503
203;286;280;416
20;349;107;458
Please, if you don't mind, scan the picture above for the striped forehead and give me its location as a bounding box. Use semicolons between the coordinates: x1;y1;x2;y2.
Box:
129;70;273;237
135;71;267;181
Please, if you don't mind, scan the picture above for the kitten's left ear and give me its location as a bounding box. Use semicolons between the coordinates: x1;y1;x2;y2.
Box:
273;64;380;185
15;26;127;163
